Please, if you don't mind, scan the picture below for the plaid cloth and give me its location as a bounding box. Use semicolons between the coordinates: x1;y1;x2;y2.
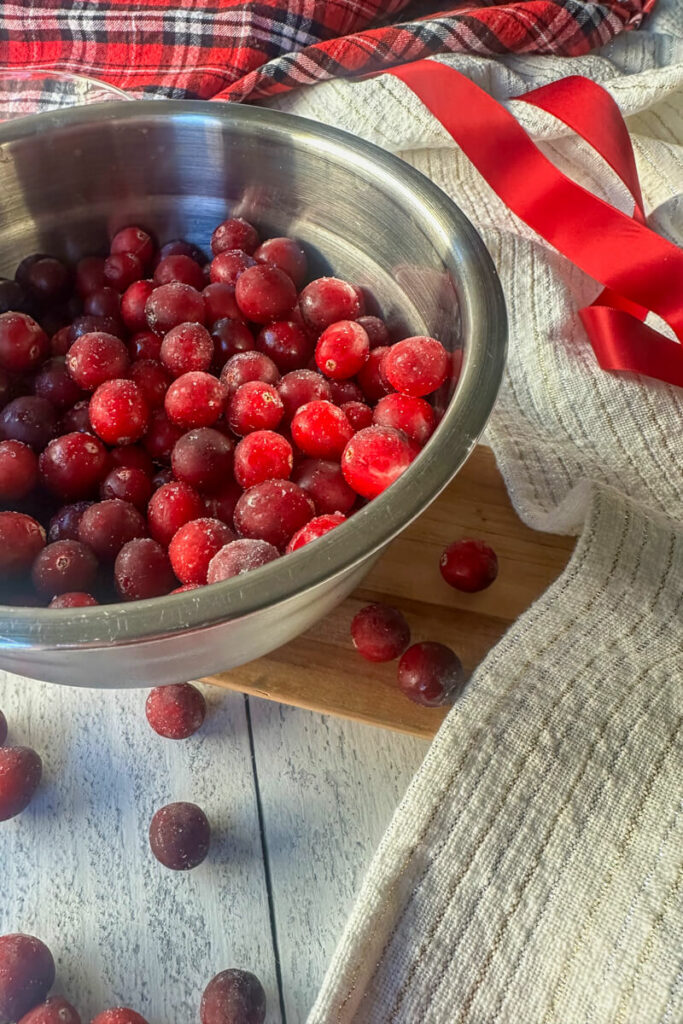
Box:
0;0;656;104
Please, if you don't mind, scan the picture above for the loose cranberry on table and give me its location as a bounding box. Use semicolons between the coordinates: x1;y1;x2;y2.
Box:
78;499;146;561
163;371;225;430
356;346;393;403
18;996;82;1024
0;512;45;575
149;801;211;870
32;540;98;597
39;433;109;500
33;357;84;411
171;428;234;494
209;249;257;288
299;276;363;333
233;430;293;490
235;265;297;325
121;280;155;333
91;1009;148;1024
207;538;279;583
0;710;6;746
397;641;465;707
341;401;373;432
0;313;49;373
0;746;42;822
0;440;39;500
381;336;450;396
142;409;183;463
233;479;314;550
277;369;332;423
255;235;307;288
315;320;369;379
66;332;129;391
147;480;204;547
202;282;241;325
169;518;235;585
342;425;419;500
159;322;213;377
0;934;54;1020
100;466;152;511
227;381;283;436
145;282;205;334
372;393;436;446
114;538;176;601
256;320;311;372
110;225;155;268
0;396;58;450
48;592;98;608
211;318;256;370
351;603;411;662
292;458;356;515
220;351;279;396
440;538;499;592
286;512;346;552
291;400;353;460
211;217;259;256
154;254;204;290
145;682;207;739
201;969;266;1024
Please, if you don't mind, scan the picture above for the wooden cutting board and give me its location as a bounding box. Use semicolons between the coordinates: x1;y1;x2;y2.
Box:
203;446;575;738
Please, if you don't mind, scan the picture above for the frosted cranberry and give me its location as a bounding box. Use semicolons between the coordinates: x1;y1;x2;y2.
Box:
171;428;234;494
0;313;48;373
145;682;207;739
128;330;162;361
381;336;449;396
254;236;307;289
143;409;183;463
78;499;146;560
32;539;97;597
69;314;123;342
351;603;410;662
203;283;241;325
89;379;149;446
235;266;296;324
160;239;206;264
291;401;353;459
286;512;346;552
165;371;226;429
149;800;210;870
292;459;356;515
39;432;109;500
398;641;464;706
147;480;204;546
66;332;129;391
207;538;279;582
299;277;362;333
343;424;419;499
220;351;278;397
121;280;155;332
201;969;266;1024
48;502;91;543
145;282;205;334
91;1010;148;1024
0;711;6;746
0;934;53;1020
211;217;259;256
373;393;436;446
100;466;152;511
256;320;311;372
440;538;498;592
154;254;204;290
129;359;171;410
110;445;154;477
169;518;235;585
34;358;83;411
356;315;390;349
58;400;92;436
234;430;292;489
209;250;257;288
104;251;143;291
328;379;363;404
0;513;45;574
211;318;255;370
315;320;369;380
50;326;72;357
276;369;332;424
75;255;107;297
110;225;155;268
0;396;57;450
356;346;393;403
0;440;38;500
48;591;98;609
204;479;242;526
234;479;313;549
160;322;213;377
227;382;283;436
341;401;373;432
18;996;82;1024
83;286;120;321
114;537;176;600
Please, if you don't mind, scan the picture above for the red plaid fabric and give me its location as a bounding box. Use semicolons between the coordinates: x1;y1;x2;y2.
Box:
0;1;655;104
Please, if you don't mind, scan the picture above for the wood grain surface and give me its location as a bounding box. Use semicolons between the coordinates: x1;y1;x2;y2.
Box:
204;447;576;737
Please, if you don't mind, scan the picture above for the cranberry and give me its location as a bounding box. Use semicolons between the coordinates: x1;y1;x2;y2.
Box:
152;467;173;490
18;997;82;1024
128;330;162;362
110;445;154;477
160;322;213;377
397;641;464;706
209;250;257;288
299;277;362;333
356;346;393;403
227;381;283;436
200;969;266;1024
373;393;436;446
89;379;149;446
204;479;242;526
32;539;98;596
276;369;332;423
169;518;235;585
235;265;296;324
315;320;369;380
220;351;279;396
34;357;84;411
75;256;107;297
171;583;200;594
83;286;121;320
100;466;152;511
165;371;226;429
207;538;279;582
66;332;129;391
69;314;123;342
291;401;353;459
0;934;54;1020
91;1010;148;1024
211;318;255;370
0;278;29;316
0;313;48;373
171;429;234;495
292;458;356;515
104;251;143;291
328;379;363;404
254;236;307;289
0;512;45;574
147;480;204;546
0;440;38;500
256;320;311;372
0;396;57;450
286;512;346;552
110;225;155;268
115;537;176;599
121;280;155;332
50;327;72;357
48;592;98;608
233;479;313;549
149;801;210;870
381;336;449;396
234;430;292;489
350;603;410;662
23;257;69;304
0;711;6;746
58;400;92;436
357;315;390;348
203;283;241;325
142;409;183;463
48;502;91;543
39;432;109;500
211;217;259;256
145;282;205;334
342;425;419;499
341;401;373;431
439;538;498;592
129;358;171;410
154;254;204;290
145;682;207;739
78;499;146;560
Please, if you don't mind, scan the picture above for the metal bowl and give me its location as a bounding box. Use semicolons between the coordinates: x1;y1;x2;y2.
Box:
0;101;506;687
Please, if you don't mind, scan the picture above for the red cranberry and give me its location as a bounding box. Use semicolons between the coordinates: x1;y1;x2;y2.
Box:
204;479;242;527
350;603;410;662
291;401;353;459
100;466;152;510
397;641;464;706
328;379;363;404
75;256;107;297
91;1010;148;1024
211;217;259;256
39;432;109;500
160;322;213;377
169;518;235;584
440;538;498;592
235;266;296;324
276;369;332;423
147;480;204;546
110;445;154;477
48;502;91;543
142;409;183;463
145;283;205;334
0;934;53;1020
341;401;373;432
211;318;255;370
17;997;82;1024
32;539;98;596
145;682;207;739
0;711;6;746
129;358;171;410
149;800;210;870
233;479;313;549
58;400;92;436
381;336;449;396
66;332;129;391
69;314;124;342
234;430;292;489
165;371;226;429
373;393;436;446
209;250;257;288
315;320;369;380
121;280;155;332
0;396;58;450
128;330;162;361
83;286;121;320
256;320;311;372
33;357;84;411
48;592;98;608
104;251;143;291
286;512;346;552
356;346;393;403
228;381;283;436
342;425;419;499
154;254;204;290
203;283;241;325
200;969;266;1024
171;428;234;494
114;537;176;599
0;512;45;574
299;277;362;333
89;379;149;446
50;326;72;357
110;225;155;268
24;257;69;304
171;583;200;594
0;313;48;373
78;499;146;560
0;440;38;499
292;458;356;515
254;236;307;289
207;538;279;582
357;315;390;348
220;351;278;396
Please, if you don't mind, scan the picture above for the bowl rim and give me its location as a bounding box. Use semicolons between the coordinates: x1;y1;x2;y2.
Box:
0;99;507;649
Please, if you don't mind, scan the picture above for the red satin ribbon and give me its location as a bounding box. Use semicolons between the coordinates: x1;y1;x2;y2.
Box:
387;62;683;389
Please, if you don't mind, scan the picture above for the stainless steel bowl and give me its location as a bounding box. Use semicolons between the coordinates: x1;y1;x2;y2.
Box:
0;101;506;687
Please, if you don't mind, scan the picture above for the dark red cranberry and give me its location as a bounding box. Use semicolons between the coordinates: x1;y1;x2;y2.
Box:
48;502;92;543
83;286;121;320
110;225;155;268
397;641;465;706
234;430;293;489
128;330;162;361
292;458;356;515
315;320;369;379
129;358;171;410
17;996;82;1024
0;440;39;500
0;313;49;373
24;257;70;304
171;428;234;494
89;379;149;446
0;277;29;315
356;346;393;403
439;538;498;592
147;480;204;547
0;934;53;1020
328;379;364;405
341;401;373;431
203;479;242;527
211;217;259;256
159;239;205;264
154;254;204;290
121;280;155;333
75;256;107;297
209;250;257;288
0;396;57;450
351;603;410;662
145;282;205;334
78;499;146;560
299;277;363;333
32;539;98;597
114;537;176;600
100;466;152;511
66;332;129;391
0;747;43;824
276;369;332;423
33;357;84;411
235;265;296;324
227;381;283;436
48;592;98;609
286;512;346;552
110;445;154;478
291;401;353;459
169;518;235;585
14;254;48;289
0;512;45;575
256;320;311;372
220;351;278;396
142;409;183;463
50;326;72;357
160;322;213;377
104;251;143;291
149;801;210;870
373;393;436;446
357;315;390;348
91;1009;148;1024
200;969;266;1024
58;399;92;436
233;479;314;549
381;336;449;396
203;282;241;325
165;371;226;429
342;425;419;499
0;710;6;746
207;538;279;582
145;682;207;739
69;314;124;342
254;236;307;289
39;432;109;500
211;318;255;370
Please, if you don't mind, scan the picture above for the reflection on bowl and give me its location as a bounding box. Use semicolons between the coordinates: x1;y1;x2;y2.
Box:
0;69;129;122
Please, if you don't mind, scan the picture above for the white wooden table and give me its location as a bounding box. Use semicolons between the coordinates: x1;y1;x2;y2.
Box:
0;674;427;1023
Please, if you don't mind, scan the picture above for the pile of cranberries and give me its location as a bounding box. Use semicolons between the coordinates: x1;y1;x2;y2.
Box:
0;220;451;607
